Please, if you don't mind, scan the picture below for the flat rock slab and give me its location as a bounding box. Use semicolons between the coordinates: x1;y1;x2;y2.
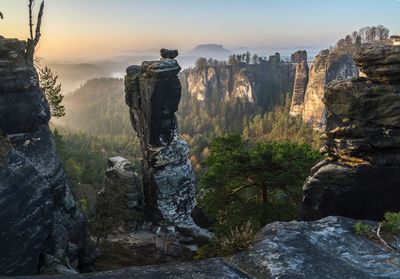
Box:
8;258;250;279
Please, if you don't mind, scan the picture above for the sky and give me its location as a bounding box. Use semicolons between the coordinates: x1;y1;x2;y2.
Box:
0;0;399;60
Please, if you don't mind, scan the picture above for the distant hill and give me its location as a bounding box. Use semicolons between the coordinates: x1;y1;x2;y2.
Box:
186;44;232;60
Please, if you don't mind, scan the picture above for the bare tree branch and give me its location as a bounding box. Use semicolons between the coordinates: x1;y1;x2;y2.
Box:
33;1;44;47
28;0;34;40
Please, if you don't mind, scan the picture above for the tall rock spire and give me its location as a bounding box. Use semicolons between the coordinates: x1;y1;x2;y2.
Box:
125;49;209;237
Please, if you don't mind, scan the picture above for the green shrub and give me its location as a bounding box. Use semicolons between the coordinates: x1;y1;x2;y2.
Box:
354;222;371;236
382;212;400;234
217;221;255;256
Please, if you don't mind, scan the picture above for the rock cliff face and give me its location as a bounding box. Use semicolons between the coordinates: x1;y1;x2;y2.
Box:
185;53;294;108
302;50;359;129
289;50;309;116
302;45;400;221
21;217;400;279
125;52;208;237
0;36;94;275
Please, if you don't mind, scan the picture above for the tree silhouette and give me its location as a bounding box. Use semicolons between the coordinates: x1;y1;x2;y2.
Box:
0;12;3;19
26;0;45;63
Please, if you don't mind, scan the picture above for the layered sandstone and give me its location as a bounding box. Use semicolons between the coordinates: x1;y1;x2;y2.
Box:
302;50;359;128
0;36;95;276
302;45;400;220
125;50;209;237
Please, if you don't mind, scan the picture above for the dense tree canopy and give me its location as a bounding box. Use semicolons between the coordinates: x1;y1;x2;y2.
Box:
199;133;320;234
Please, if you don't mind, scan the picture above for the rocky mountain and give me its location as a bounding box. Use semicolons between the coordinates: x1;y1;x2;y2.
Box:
0;36;95;276
302;45;400;221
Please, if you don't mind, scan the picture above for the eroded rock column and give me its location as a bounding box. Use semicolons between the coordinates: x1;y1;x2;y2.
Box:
301;45;400;221
289;50;309;116
125;50;208;236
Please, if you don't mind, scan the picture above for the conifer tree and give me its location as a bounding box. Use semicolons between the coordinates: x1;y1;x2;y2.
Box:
39;66;65;118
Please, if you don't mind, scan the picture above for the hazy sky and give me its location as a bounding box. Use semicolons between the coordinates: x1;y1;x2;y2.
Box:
1;0;399;59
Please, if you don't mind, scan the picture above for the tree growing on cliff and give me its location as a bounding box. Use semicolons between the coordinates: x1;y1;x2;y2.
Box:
26;0;45;63
39;66;65;118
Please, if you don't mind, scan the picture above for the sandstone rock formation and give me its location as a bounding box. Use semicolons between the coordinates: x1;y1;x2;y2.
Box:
20;217;400;279
96;157;143;231
0;36;95;275
302;45;400;221
289;50;309;116
184;53;294;107
301;50;359;129
125;51;208;237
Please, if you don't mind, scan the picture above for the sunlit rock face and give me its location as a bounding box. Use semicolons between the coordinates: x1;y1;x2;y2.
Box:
125;51;209;237
301;45;400;221
185;53;294;108
302;50;359;129
289;50;309;116
0;36;95;276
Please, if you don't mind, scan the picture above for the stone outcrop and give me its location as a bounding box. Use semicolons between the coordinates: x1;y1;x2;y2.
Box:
302;45;400;221
289;50;309;116
125;50;209;237
0;36;95;275
301;50;359;129
97;156;143;231
17;216;400;279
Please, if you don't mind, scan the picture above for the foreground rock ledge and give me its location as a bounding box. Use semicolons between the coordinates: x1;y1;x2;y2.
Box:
10;217;400;279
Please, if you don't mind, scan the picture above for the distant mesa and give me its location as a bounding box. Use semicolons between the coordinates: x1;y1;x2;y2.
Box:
189;44;232;55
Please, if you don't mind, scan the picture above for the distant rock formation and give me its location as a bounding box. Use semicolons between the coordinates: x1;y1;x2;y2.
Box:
301;45;400;221
27;216;400;279
184;53;294;106
0;36;95;275
302;50;359;129
289;50;309;116
125;50;209;237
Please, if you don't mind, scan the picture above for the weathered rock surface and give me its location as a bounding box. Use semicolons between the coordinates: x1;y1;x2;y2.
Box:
125;50;209;237
11;216;400;279
0;36;94;276
97;156;143;231
302;45;400;220
289;50;309;116
302;50;359;129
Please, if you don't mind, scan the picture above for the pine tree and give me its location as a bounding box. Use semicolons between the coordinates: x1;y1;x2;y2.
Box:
39;66;65;118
